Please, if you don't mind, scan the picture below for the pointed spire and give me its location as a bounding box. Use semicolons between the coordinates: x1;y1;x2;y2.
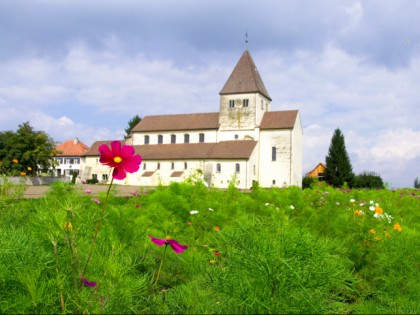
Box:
219;50;271;101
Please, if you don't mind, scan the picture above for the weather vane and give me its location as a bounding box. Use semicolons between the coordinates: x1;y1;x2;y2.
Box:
245;31;248;49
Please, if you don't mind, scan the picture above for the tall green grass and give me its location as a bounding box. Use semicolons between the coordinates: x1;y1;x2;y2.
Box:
0;180;419;314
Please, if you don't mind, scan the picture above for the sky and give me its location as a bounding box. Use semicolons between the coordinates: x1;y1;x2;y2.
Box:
1;0;419;188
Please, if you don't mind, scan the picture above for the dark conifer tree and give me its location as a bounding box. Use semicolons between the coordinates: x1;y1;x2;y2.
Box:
324;128;355;187
124;115;142;138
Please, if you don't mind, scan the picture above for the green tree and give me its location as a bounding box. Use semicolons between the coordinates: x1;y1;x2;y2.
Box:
124;115;142;138
324;128;354;187
0;122;58;175
353;171;384;189
414;177;420;189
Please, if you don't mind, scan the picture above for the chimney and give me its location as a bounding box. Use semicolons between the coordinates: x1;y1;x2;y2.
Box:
73;138;79;145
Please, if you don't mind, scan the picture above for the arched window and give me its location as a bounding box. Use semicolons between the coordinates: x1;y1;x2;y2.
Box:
158;134;163;144
216;163;221;172
272;147;276;161
199;133;205;143
171;134;176;144
157;162;160;170
144;135;150;145
235;163;240;173
184;134;190;143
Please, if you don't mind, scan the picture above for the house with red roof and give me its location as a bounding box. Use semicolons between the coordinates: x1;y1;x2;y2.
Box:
82;49;302;188
54;138;89;180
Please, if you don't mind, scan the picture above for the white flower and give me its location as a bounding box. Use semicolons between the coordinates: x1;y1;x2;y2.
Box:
208;208;214;212
265;203;270;206
350;199;355;203
369;206;375;211
336;202;340;205
359;203;364;206
290;205;295;210
190;210;199;215
369;200;374;205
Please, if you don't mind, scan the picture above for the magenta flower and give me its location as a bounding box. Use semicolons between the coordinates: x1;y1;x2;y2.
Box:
98;141;142;180
84;189;92;194
91;197;100;204
81;277;97;287
148;234;188;254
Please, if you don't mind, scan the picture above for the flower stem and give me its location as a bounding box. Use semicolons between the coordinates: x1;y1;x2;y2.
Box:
154;244;168;285
82;177;114;277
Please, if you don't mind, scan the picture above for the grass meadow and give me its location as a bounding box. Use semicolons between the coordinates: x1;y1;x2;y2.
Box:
0;178;419;314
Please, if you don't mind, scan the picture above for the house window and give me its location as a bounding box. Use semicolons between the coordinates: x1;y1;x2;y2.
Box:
184;162;188;169
272;147;276;161
74;158;80;164
199;133;205;143
261;100;263;110
144;135;150;145
143;163;146;170
235;163;240;173
171;162;174;169
102;174;108;181
157;162;160;170
216;163;221;172
184;134;190;143
229;100;235;108
272;179;276;185
65;158;74;164
171;134;176;144
234;134;239;140
253;165;256;175
56;158;62;164
158;134;163;144
243;99;249;107
92;174;98;180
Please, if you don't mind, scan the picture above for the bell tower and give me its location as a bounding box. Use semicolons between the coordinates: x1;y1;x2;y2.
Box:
218;50;272;132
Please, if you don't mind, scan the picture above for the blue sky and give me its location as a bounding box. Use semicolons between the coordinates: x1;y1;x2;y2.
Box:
1;0;419;188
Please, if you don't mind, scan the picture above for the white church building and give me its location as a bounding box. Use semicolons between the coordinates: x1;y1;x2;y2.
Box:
82;49;302;189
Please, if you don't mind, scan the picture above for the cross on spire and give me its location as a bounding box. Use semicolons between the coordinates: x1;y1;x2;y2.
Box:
245;31;248;49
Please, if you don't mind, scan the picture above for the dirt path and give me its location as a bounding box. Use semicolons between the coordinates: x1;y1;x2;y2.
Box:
23;184;144;198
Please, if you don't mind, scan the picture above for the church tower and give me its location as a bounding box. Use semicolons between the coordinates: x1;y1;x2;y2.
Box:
218;50;272;133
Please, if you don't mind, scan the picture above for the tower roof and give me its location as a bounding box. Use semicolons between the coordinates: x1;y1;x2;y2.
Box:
219;50;271;101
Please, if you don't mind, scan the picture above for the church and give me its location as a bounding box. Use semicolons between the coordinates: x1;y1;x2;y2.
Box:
82;49;302;189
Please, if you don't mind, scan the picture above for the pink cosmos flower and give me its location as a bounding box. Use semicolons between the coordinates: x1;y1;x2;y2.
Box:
148;234;188;254
98;141;142;180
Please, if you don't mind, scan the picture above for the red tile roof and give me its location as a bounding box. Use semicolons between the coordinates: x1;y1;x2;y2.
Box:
260;110;298;130
56;139;89;156
132;112;220;132
219;50;271;100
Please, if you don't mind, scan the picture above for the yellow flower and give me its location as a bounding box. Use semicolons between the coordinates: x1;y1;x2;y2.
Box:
374;237;381;241
64;222;73;232
209;259;216;264
27;166;32;171
374;206;383;216
12;158;18;164
393;223;402;232
354;210;362;217
369;229;376;234
20;172;26;176
214;225;221;231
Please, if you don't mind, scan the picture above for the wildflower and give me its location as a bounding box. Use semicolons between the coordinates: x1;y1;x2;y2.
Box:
27;166;32;171
84;189;92;194
369;229;376;234
354;210;363;217
265;203;270;206
209;259;216;264
369;205;375;211
190;210;199;215
384;213;393;224
135;203;140;208
208;207;214;211
20;172;26;176
213;250;221;257
290;205;295;209
64;222;73;232
91;198;100;204
99;140;142;180
369;200;374;204
214;225;220;231
393;223;402;232
336;202;340;205
148;234;188;254
374;237;381;241
81;277;97;287
350;199;355;203
12;158;18;164
374;206;383;218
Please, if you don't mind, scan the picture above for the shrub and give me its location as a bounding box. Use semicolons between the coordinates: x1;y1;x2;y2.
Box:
353;171;384;189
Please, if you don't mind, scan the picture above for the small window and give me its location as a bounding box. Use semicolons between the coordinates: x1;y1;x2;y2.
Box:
184;134;190;143
171;162;175;169
144;135;150;145
272;147;276;161
235;163;240;173
102;174;108;180
74;158;80;164
243;99;249;107
157;162;160;170
253;165;256;175
216;163;221;172
158;134;163;144
184;162;188;169
272;179;276;185
92;174;98;180
261;100;263;110
199;133;205;143
229;100;235;108
143;163;146;170
234;134;239;140
171;134;176;144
